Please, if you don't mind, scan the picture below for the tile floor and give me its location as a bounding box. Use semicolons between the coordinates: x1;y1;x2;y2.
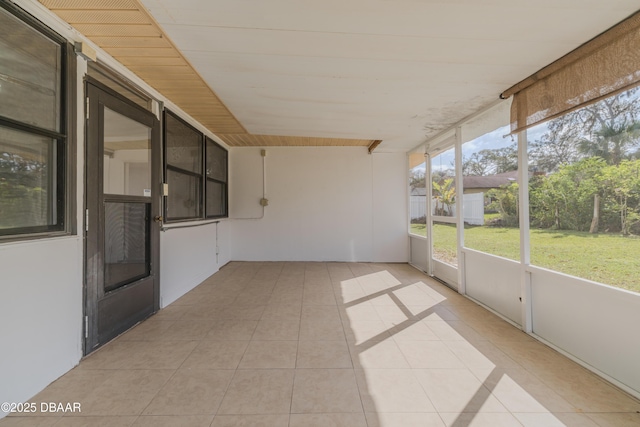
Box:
3;262;640;427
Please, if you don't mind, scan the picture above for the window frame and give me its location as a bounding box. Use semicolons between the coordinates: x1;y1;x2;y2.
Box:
163;109;204;222
0;1;75;241
205;136;228;219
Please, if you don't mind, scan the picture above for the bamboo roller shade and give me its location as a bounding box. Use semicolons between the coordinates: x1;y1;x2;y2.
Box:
502;10;640;134
38;0;380;149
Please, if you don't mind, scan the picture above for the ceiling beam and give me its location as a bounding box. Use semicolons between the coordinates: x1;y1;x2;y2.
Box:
368;140;383;154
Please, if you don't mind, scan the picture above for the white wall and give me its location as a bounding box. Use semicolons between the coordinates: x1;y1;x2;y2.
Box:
410;235;429;272
229;147;408;262
531;266;640;397
464;249;521;325
160;222;224;307
0;237;83;411
372;152;409;262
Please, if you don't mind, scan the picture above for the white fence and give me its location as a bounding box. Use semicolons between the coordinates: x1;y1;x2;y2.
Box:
410;192;484;225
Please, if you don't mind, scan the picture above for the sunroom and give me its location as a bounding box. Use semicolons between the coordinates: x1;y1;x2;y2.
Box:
1;0;640;425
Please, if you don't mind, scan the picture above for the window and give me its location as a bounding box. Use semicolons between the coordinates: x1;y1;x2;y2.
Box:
461;101;520;261
205;137;228;218
409;150;426;236
527;86;640;293
163;110;228;221
164;111;203;221
0;3;73;238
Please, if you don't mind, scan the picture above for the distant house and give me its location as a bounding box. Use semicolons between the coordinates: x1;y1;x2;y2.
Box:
462;170;518;194
410;187;427;197
410;171;518;225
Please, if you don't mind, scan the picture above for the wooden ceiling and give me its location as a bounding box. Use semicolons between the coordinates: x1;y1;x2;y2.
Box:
38;0;376;148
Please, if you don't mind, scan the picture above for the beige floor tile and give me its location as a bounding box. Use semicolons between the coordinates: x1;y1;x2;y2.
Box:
442;340;518;372
238;341;297;369
439;412;522;427
214;305;266;321
355;369;436;413
179;304;234;321
365;412;446;427
118;319;176;341
217;370;294;414
299;318;345;341
252;319;300;341
302;290;337;306
210;414;290;427
78;341;197;370
421;306;458;321
261;303;302;321
291;369;362;413
131;415;214;427
31;369;113;405
373;305;416;324
70;370;173;416
289;413;367;427
534;365;640;412
296;340;352;368
327;264;356;281
181;341;249;370
350;340;410;369
469;319;535;343
338;303;381;322
150;319;215;341
146;304;189;321
349;263;375;277
367;294;399;306
0;418;61;426
301;305;341;321
586;412;640;427
414;369;508;413
391;286;439;307
396;341;465;369
513;412;599;427
387;321;440;341
474;368;576;413
334;276;364;291
54;417;137;426
343;319;392;344
423;320;486;343
143;369;233;415
267;291;303;306
233;293;272;306
12;262;640;427
335;290;368;305
204;320;258;341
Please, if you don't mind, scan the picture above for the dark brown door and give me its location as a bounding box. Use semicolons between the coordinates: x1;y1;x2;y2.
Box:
84;81;160;354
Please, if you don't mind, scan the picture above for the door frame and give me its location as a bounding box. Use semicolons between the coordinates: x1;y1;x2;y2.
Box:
83;78;161;354
426;143;460;290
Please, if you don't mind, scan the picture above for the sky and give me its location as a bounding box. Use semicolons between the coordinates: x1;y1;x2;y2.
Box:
413;122;550;174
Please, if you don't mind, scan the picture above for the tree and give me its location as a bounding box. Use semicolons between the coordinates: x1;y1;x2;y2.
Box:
487;182;519;227
577;121;640;166
598;160;640;235
529;113;583;173
531;88;640;172
409;168;425;191
529;158;603;231
462;144;517;176
432;178;455;216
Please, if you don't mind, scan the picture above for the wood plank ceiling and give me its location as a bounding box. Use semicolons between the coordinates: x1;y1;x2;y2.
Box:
38;0;375;148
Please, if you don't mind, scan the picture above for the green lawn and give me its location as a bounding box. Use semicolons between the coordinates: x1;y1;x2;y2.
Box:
410;223;640;293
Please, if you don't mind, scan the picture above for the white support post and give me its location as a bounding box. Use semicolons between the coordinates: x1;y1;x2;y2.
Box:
425;152;434;276
455;126;465;295
518;129;533;333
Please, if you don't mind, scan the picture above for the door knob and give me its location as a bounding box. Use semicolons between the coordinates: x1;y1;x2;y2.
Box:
153;215;163;223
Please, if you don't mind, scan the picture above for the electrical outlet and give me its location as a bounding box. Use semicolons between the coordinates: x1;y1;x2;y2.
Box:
260;198;269;206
